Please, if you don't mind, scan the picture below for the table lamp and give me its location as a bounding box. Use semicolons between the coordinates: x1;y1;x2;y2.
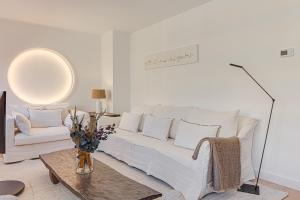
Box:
91;89;106;113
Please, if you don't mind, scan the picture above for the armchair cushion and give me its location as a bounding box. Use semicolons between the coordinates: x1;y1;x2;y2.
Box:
15;126;70;146
12;112;31;135
29;109;62;128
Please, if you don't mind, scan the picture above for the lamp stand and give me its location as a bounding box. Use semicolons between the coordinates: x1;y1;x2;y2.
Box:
95;100;102;114
230;63;275;195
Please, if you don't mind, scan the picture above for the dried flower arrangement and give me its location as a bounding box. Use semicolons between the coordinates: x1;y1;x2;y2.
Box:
68;107;115;174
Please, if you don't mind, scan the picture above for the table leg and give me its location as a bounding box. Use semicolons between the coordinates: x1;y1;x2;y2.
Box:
49;171;59;184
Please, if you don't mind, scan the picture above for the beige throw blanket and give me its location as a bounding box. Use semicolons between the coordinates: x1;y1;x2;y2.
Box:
192;137;241;192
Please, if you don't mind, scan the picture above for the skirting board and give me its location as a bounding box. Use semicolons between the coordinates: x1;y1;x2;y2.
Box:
256;169;300;191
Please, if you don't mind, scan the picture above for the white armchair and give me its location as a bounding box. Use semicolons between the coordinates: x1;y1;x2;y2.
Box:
4;115;74;163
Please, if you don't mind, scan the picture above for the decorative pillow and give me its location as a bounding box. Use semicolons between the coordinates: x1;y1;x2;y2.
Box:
174;120;220;150
237;116;258;183
12;111;31;135
29;109;62;128
185;108;239;138
131;105;156;131
142;114;173;141
64;110;90;129
152;105;193;139
119;112;142;133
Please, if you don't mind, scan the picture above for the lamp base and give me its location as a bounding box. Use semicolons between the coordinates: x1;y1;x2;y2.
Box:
238;184;260;195
96;100;102;114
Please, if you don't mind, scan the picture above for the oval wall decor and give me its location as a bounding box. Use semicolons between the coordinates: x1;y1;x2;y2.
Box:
8;49;75;105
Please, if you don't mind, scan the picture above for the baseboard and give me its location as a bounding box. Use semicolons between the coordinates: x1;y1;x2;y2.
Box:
256;169;300;191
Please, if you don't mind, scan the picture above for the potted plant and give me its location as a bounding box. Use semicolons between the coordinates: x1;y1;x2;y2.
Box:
68;107;115;174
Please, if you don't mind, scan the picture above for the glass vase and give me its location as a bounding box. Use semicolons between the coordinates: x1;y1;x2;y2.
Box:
76;149;94;175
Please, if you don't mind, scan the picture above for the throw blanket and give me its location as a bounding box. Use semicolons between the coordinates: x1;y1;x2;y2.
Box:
192;137;241;192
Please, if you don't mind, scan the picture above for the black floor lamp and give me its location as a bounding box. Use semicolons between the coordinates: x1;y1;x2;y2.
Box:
229;63;275;195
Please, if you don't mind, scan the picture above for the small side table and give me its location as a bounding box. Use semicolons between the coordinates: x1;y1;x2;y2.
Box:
0;180;25;196
89;112;120;118
89;112;121;127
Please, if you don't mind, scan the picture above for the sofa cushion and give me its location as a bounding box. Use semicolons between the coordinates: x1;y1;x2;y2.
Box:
174;120;220;150
29;109;62;128
12;111;31;135
237;116;258;183
142;114;173;141
185;108;239;138
15;126;70;146
119;112;142;133
131;105;156;131
152;105;193;139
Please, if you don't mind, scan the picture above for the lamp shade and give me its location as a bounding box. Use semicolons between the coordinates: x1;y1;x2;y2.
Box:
91;89;106;99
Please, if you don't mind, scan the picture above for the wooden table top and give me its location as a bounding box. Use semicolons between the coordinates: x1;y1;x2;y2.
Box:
40;149;161;200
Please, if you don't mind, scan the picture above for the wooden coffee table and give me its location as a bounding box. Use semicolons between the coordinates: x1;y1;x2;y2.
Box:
40;149;162;200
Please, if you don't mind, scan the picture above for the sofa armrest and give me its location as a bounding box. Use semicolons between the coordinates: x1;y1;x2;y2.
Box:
5;115;15;147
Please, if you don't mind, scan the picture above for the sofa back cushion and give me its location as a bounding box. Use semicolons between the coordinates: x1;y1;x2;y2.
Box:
142;114;173;141
152;105;193;139
185;108;239;138
29;109;62;128
119;112;142;133
174;120;220;150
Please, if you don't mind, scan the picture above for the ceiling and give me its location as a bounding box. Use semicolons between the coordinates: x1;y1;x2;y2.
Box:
0;0;210;35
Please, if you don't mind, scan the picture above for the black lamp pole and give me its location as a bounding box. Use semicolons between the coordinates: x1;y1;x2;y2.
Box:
230;63;275;195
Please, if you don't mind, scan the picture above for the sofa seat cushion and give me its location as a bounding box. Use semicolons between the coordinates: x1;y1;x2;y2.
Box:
112;129;196;167
15;126;70;146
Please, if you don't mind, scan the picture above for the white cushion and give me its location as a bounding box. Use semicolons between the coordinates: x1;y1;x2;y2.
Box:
174;120;220;150
237;116;258;183
29;109;62;128
142;114;173;141
64;110;90;129
119;112;142;133
131;105;156;131
12;112;31;135
45;103;71;120
9;105;30;118
15;126;70;146
152;105;193;139
185;108;239;138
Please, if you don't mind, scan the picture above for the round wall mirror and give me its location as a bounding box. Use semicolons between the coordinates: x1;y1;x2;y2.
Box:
8;49;75;105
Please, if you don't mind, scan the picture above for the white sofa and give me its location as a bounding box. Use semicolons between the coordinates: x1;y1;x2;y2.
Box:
99;105;258;200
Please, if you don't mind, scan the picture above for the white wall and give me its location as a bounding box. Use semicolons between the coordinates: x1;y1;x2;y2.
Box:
130;0;300;190
101;30;130;113
0;18;101;111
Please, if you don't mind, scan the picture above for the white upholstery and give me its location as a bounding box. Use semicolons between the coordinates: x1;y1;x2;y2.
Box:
119;112;142;133
4;115;73;163
99;129;212;200
152;105;193;139
174;120;219;150
29;109;62;128
12;111;31;135
142;114;173;141
185;108;240;138
15;126;70;146
100;105;258;200
131;105;156;131
237;116;258;183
